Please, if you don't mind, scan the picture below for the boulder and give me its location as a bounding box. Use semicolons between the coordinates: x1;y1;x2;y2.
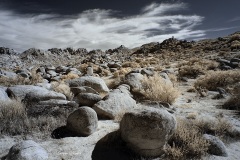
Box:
8;85;66;101
6;140;48;160
67;76;109;94
120;107;177;157
93;89;137;119
141;68;154;76
67;107;98;136
203;134;228;157
124;73;144;90
27;100;78;116
71;86;99;96
74;93;102;107
0;87;11;102
0;69;17;78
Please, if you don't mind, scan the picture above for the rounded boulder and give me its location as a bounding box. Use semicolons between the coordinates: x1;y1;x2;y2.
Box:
120;107;177;157
67;107;98;136
6;140;48;160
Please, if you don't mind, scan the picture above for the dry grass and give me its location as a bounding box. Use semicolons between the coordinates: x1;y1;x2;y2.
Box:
165;118;210;160
61;73;79;80
103;76;123;89
178;58;219;78
122;61;140;68
186;112;198;119
140;74;180;104
193;117;234;138
51;81;74;100
0;100;76;138
194;70;240;91
223;84;240;111
0;100;30;135
0;69;43;87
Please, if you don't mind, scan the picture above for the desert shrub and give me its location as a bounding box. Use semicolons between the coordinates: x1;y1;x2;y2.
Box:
103;76;124;89
165;118;209;159
223;84;240;111
0;100;30;135
178;65;205;78
194;117;234;138
178;58;219;78
0;100;76;138
51;81;74;100
61;73;79;80
141;74;179;104
194;70;240;91
0;69;43;86
122;61;140;68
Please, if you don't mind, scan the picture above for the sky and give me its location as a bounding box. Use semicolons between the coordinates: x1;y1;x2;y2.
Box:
0;0;240;52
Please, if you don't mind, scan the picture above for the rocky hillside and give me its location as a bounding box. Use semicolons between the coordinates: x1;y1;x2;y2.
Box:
0;32;240;160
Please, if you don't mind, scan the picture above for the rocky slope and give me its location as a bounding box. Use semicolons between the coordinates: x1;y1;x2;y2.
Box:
0;31;240;160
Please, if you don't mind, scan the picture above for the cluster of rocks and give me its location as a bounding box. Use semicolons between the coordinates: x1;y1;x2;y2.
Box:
36;65;81;82
218;58;240;70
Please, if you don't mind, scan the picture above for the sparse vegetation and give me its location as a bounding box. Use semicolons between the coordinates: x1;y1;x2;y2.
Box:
141;74;180;104
194;70;240;90
0;100;30;135
165;118;210;160
178;58;219;78
223;84;240;111
0;100;76;138
0;69;43;87
51;81;74;100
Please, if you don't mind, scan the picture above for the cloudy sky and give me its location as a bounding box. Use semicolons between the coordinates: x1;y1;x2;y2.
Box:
0;0;240;52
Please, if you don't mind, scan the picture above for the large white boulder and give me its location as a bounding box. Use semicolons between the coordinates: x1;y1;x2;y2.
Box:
120;107;177;157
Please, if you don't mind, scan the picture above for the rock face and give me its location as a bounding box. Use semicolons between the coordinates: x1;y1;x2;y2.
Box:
6;140;48;160
67;107;98;136
203;134;228;157
67;76;109;94
7;85;66;101
120;107;177;157
93;88;136;119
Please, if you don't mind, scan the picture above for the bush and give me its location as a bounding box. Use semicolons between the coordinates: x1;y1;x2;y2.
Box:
0;100;30;135
0;100;76;138
178;58;219;78
223;84;240;111
165;118;209;159
194;70;240;91
141;74;179;104
193;117;234;138
51;81;74;100
0;69;43;87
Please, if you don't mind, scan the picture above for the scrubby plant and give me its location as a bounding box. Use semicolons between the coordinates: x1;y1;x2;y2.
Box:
0;100;30;135
194;70;240;91
122;61;140;68
178;58;219;78
61;73;79;80
165;118;210;159
223;84;240;111
51;81;74;100
141;74;179;104
0;100;77;138
0;69;43;86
